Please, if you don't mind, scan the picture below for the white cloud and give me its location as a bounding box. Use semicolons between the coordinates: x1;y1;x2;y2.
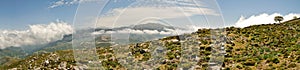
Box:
91;26;198;36
143;30;159;34
0;21;73;49
160;31;172;35
235;13;300;28
49;0;98;8
49;0;199;8
97;6;217;27
52;0;218;28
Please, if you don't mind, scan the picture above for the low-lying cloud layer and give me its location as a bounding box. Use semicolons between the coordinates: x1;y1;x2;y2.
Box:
0;22;73;49
92;28;193;35
92;23;202;35
235;13;300;28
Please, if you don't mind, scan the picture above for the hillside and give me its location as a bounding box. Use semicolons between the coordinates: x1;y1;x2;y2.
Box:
1;18;300;70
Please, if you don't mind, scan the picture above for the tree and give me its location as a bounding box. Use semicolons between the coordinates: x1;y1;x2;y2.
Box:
293;16;298;19
274;16;284;23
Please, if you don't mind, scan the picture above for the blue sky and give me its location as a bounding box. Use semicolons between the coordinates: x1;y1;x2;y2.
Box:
0;0;77;29
218;0;300;25
0;0;299;29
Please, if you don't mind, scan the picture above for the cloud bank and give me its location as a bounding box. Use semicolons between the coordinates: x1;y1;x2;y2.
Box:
235;13;300;28
0;22;73;49
92;27;195;35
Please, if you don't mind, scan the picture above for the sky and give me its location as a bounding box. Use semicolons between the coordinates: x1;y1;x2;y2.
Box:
0;0;300;48
218;0;300;26
0;0;78;30
0;0;299;29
